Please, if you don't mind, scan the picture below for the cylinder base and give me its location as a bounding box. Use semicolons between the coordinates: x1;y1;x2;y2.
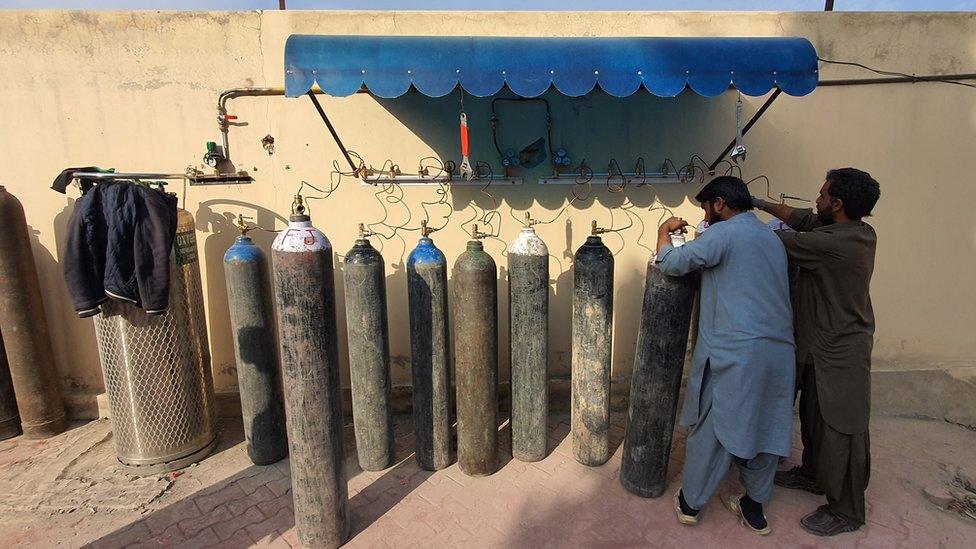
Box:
21;415;67;440
119;435;218;476
0;415;21;441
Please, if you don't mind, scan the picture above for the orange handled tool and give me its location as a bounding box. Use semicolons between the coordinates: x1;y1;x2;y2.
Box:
460;112;473;180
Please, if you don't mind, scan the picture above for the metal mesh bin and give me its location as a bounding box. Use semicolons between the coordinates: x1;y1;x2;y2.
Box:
93;209;217;475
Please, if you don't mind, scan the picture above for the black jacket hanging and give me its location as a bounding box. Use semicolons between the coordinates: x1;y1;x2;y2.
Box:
62;181;178;318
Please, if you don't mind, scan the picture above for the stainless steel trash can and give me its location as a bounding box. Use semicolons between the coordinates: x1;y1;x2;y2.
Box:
93;209;217;475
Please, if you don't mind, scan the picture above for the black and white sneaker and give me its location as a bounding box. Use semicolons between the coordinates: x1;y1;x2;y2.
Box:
722;493;771;536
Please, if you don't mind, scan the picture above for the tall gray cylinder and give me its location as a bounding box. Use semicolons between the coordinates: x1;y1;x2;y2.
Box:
453;239;499;476
620;261;696;497
0;186;65;439
0;329;22;440
224;234;288;466
508;227;549;462
571;235;614;466
343;237;393;472
406;235;453;471
272;213;348;549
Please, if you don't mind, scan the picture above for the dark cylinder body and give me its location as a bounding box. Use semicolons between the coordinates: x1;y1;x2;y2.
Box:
224;235;288;466
508;228;549;462
272;215;348;549
0;186;65;439
571;235;614;466
406;236;453;471
453;240;499;476
620;261;696;497
0;330;22;440
343;238;393;472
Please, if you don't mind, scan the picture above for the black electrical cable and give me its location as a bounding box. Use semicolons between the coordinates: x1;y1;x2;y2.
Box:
818;57;976;90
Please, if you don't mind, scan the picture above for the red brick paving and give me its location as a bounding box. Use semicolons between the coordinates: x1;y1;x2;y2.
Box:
0;413;974;547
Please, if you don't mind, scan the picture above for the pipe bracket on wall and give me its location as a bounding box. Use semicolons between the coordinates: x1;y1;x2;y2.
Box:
538;173;688;185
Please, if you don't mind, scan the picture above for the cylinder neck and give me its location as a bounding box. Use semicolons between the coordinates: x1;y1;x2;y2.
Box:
466;240;484;252
585;235;603;245
418;236;434;246
235;235;253;244
353;238;372;249
288;216;312;227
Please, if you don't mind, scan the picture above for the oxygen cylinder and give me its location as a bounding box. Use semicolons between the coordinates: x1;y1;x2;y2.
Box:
508;222;549;462
620;261;696;497
223;220;288;466
343;227;393;472
571;229;614;466
271;198;348;549
406;223;453;471
0;329;21;441
453;232;498;476
0;185;65;439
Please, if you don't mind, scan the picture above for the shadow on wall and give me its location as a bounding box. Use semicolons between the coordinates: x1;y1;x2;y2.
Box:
195;200;287;391
374;87;737;214
45;199;101;401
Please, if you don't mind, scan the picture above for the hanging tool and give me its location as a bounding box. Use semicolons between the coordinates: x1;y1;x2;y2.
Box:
730;95;747;164
460;112;473;180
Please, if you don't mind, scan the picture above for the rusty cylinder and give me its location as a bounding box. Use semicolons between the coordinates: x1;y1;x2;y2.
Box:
271;209;348;549
453;239;499;476
571;234;614;466
406;233;453;471
620;261;696;497
0;185;65;439
0;330;22;440
224;234;288;466
343;236;393;472
508;227;549;462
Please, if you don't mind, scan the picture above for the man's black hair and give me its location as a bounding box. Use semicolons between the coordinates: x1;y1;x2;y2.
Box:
826;168;880;220
694;176;754;211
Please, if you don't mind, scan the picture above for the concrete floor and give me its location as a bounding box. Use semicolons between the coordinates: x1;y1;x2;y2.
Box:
0;412;973;548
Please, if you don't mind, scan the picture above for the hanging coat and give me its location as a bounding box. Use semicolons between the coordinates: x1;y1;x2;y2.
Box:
656;212;795;459
62;181;178;317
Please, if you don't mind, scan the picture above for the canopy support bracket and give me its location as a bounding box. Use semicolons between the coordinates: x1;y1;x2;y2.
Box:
307;91;361;176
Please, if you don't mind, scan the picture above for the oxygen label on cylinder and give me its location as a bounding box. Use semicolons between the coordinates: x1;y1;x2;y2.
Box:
174;230;199;266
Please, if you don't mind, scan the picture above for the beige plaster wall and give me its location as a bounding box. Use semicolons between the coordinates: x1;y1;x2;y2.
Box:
0;10;974;412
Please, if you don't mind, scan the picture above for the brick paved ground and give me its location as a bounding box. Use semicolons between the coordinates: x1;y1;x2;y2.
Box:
0;412;974;548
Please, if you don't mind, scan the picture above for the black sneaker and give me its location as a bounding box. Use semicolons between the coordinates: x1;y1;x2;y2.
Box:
722;493;771;535
774;466;825;495
800;505;862;536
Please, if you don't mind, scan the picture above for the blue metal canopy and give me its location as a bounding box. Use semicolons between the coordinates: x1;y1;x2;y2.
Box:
284;35;818;99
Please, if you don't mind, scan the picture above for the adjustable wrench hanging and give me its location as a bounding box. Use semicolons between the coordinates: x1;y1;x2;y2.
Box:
460;112;473;180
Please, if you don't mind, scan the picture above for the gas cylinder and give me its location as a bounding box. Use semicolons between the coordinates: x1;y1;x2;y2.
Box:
0;185;65;439
571;223;614;466
224;216;288;466
343;225;393;472
620;260;696;497
0;329;21;441
271;196;348;549
453;227;498;476
406;221;453;471
508;216;549;462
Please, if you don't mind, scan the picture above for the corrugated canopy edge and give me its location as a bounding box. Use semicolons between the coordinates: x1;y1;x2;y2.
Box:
283;35;819;99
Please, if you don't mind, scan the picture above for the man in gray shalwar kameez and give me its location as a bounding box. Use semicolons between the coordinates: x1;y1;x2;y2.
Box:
655;176;795;535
